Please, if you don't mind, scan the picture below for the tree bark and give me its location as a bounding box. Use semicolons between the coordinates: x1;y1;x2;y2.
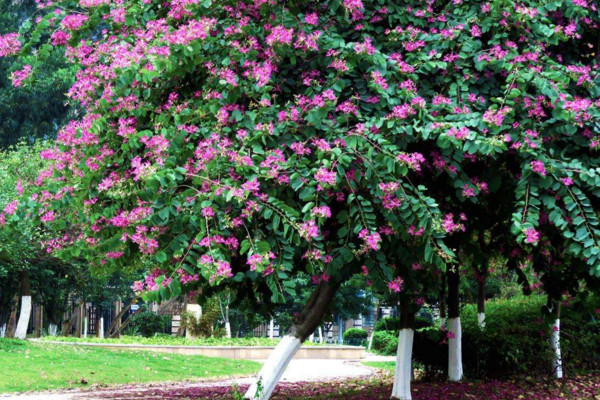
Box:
244;282;339;400
33;304;43;338
61;305;78;337
447;266;463;381
6;295;19;338
14;270;32;340
391;300;415;400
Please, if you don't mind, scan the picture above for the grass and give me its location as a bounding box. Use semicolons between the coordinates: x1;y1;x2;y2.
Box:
0;338;261;393
361;361;395;371
39;334;336;347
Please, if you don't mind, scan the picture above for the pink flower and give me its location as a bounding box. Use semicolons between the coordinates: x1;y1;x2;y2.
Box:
3;200;18;215
314;168;336;185
202;207;215;217
311;206;331;218
40;211;55;223
131;281;144;292
0;33;21;57
11;65;32;87
343;0;363;11
525;228;540;244
299;220;319;241
361;265;368;276
530;160;546;176
61;14;89;30
304;13;319;25
15;180;23;195
561;177;574;186
388;276;404;293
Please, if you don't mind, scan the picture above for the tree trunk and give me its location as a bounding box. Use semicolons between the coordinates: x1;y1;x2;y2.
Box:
107;301;131;338
551;301;563;379
33;304;43;338
477;277;486;329
14;270;32;340
245;282;339;400
269;319;274;339
391;300;415;400
61;305;79;337
6;295;19;338
447;267;463;382
111;307;143;337
48;324;58;336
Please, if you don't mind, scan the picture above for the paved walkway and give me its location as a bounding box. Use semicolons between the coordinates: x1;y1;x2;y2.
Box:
0;356;394;400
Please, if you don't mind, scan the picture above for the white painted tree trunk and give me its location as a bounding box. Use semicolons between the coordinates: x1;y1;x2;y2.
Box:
14;296;32;340
448;317;463;381
551;318;563;378
477;313;486;329
83;317;88;338
269;319;274;339
318;326;323;343
245;335;301;400
0;323;6;338
48;323;57;336
368;333;374;350
225;321;231;339
309;333;314;342
391;329;414;400
98;316;104;339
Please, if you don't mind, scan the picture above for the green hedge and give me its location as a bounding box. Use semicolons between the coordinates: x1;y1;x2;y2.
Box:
413;296;600;379
371;296;600;379
343;328;368;346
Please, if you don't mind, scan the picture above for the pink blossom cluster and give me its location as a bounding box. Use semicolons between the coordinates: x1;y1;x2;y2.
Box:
388;276;404;293
0;33;21;57
11;65;31;87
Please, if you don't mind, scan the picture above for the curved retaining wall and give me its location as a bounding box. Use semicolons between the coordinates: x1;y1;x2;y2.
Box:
37;340;366;360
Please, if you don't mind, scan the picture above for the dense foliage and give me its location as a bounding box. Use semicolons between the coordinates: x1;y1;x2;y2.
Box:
3;0;600;311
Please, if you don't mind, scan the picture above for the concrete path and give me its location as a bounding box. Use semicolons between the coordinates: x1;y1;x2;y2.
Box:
0;357;392;400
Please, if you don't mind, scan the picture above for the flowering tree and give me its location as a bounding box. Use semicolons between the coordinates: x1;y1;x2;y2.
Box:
2;0;600;399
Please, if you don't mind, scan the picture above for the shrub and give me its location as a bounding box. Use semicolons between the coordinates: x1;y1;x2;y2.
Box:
343;328;368;346
371;330;397;355
374;317;400;333
123;311;170;337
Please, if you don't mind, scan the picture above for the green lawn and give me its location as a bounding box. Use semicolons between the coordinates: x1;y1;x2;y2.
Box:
362;361;395;371
0;339;261;393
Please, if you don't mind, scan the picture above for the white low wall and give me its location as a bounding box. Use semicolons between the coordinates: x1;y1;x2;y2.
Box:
35;340;366;360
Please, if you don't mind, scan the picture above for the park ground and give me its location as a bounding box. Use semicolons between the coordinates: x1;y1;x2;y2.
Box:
1;340;600;400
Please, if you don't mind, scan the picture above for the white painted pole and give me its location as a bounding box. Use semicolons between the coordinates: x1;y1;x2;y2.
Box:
83;316;88;338
551;319;563;378
269;319;274;339
14;296;32;340
318;326;323;343
391;329;414;400
98;316;104;339
448;317;463;381
244;335;301;400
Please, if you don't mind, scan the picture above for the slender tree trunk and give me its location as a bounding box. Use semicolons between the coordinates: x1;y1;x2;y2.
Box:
269;319;274;339
551;301;563;379
245;282;339;400
477;277;486;329
97;307;104;339
177;297;188;337
447;267;463;382
391;300;415;400
107;301;131;338
33;304;43;338
111;307;143;337
14;270;32;340
6;295;19;338
83;303;88;338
